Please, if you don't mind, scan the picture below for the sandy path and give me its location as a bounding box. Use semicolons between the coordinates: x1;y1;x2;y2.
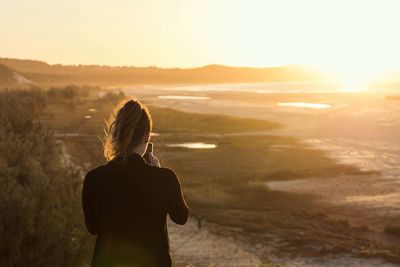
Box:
168;218;261;267
167;218;398;267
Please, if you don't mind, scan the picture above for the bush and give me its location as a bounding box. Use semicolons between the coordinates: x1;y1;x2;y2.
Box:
0;89;90;266
97;90;125;103
46;85;98;102
47;85;78;99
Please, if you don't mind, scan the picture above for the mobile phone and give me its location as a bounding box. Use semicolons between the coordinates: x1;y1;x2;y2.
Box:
146;142;153;154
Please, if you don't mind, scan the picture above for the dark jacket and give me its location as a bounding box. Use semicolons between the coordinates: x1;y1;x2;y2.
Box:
82;153;189;267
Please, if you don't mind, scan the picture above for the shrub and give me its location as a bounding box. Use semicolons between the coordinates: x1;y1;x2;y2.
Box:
0;89;90;267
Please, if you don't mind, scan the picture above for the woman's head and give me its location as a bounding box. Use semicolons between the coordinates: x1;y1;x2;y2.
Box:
103;98;152;161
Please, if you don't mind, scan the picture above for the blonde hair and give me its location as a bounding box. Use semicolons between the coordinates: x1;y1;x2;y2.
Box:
103;98;152;162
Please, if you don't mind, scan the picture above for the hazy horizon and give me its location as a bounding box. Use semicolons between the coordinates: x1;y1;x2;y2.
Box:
0;55;321;70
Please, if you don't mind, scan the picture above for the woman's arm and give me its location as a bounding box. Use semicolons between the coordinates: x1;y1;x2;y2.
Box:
82;172;99;235
167;169;189;225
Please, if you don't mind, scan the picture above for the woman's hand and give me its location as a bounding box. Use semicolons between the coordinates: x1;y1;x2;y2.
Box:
143;142;161;167
147;153;161;167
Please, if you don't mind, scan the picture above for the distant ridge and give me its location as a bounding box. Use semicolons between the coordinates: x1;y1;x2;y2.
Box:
0;57;331;86
0;64;34;87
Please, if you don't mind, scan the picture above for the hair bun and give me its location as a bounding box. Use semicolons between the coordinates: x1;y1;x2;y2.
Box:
119;99;143;127
103;98;152;161
126;99;142;112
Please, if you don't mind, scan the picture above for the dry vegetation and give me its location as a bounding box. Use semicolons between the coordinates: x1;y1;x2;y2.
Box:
0;89;91;267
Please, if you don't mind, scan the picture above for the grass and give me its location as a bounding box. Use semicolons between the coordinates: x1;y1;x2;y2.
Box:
150;106;280;134
45;99;280;136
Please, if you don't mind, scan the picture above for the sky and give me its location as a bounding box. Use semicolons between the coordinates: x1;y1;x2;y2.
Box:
1;0;400;78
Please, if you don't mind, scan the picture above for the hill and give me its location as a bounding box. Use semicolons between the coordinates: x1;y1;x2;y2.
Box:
0;64;34;87
0;57;330;86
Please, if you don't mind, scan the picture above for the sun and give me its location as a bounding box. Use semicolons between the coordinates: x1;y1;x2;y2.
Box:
313;63;384;93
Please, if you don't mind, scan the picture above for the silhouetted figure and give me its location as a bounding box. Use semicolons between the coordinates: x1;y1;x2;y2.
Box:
82;99;189;267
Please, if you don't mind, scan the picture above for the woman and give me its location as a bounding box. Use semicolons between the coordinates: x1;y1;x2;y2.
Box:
82;99;189;267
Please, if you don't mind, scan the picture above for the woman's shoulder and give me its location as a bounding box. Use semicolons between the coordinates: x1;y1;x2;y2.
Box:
87;163;109;174
84;163;112;183
146;164;176;176
144;164;179;184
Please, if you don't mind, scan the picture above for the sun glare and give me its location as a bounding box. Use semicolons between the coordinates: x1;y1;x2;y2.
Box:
312;63;389;93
